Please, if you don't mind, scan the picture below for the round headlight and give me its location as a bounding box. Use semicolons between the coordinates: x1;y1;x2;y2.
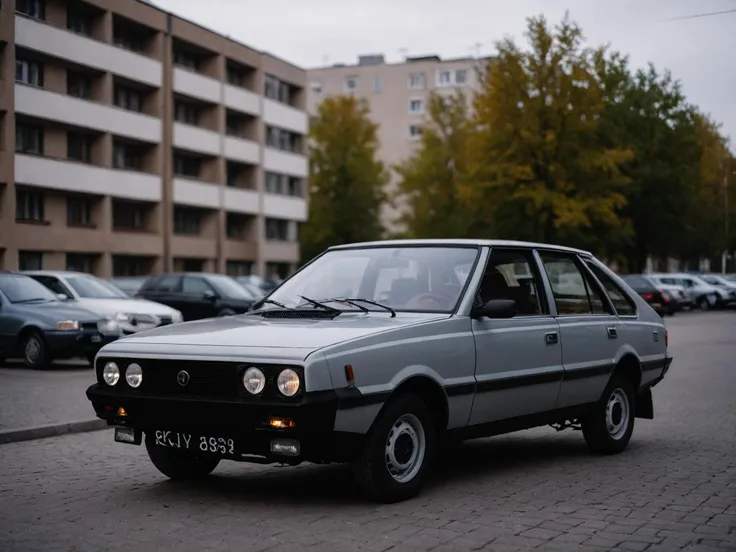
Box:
242;367;265;395
103;362;119;386
125;363;143;388
277;369;300;397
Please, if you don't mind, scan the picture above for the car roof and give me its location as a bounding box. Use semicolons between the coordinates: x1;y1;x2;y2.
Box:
327;239;593;256
22;270;93;278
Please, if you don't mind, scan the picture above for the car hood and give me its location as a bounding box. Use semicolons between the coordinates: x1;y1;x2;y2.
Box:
73;298;180;317
19;301;100;323
104;312;446;351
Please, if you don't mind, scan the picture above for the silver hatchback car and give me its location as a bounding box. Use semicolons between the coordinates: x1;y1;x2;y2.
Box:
86;240;672;502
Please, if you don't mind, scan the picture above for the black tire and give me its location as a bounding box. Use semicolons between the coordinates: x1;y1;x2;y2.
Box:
86;353;97;366
582;372;635;455
145;434;220;480
353;393;436;503
697;296;713;310
22;331;51;370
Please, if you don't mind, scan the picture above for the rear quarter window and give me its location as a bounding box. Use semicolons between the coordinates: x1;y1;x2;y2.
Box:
585;261;638;316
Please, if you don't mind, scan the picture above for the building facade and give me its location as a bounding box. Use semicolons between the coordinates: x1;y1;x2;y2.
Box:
0;0;308;280
307;54;481;234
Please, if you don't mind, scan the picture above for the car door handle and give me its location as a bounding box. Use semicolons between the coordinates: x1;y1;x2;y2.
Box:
607;327;618;339
545;331;558;345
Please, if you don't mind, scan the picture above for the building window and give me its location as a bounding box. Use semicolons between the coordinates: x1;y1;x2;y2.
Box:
226;214;246;239
226;66;243;86
113;255;149;276
15;58;43;86
265;218;296;242
114;85;143;112
16;189;44;222
454;69;468;85
16;0;44;20
113;29;145;53
226;260;253;277
113;201;146;230
409;99;424;115
67;132;92;163
437;70;452;86
409;125;422;139
174;101;200;125
264;74;292;104
310;81;323;97
66;253;95;273
265;172;302;197
67;71;91;99
266;126;299;153
67;10;92;35
372;76;382;93
16;124;43;154
174;50;198;71
113;142;143;170
173;207;201;235
408;73;425;90
19;251;43;271
345;76;357;92
67;197;92;227
173;154;201;178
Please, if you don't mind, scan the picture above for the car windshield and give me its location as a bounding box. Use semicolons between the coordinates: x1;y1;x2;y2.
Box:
701;275;724;286
208;274;256;300
264;246;480;313
0;275;59;303
66;275;129;299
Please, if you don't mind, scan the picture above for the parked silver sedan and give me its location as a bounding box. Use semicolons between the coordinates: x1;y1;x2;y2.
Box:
86;240;672;502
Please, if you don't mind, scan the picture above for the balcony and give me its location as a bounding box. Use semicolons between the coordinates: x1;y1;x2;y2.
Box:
16;84;161;143
223;135;259;165
263;148;308;178
263;99;308;134
173;123;220;157
15;16;162;87
223;239;257;259
171;235;218;258
262;241;300;262
263;194;307;221
172;178;220;209
173;67;220;104
15;155;161;202
223;84;261;116
223;187;259;215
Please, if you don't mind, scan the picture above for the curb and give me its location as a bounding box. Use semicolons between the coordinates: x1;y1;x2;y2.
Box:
0;419;109;445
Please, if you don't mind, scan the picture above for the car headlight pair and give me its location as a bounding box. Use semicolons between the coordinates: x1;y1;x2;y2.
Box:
242;367;300;397
102;361;142;388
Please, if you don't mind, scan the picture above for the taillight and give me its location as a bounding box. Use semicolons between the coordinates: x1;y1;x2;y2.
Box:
659;290;669;302
665;329;668;347
642;292;654;300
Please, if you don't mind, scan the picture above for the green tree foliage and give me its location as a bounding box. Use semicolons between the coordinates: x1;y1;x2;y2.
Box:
301;95;388;263
393;92;477;238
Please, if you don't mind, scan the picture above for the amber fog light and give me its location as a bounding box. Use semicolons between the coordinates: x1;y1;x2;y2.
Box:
277;369;300;397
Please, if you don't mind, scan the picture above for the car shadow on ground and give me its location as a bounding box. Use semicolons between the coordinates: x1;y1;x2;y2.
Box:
0;358;91;371
131;432;602;507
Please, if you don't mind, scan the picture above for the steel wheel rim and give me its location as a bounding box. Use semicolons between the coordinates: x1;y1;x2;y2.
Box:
606;388;630;440
385;413;426;483
25;337;41;363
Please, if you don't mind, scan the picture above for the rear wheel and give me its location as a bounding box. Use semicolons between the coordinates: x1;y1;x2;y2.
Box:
353;393;436;503
582;373;635;454
145;434;220;480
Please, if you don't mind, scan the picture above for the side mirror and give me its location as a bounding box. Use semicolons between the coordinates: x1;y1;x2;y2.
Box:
57;293;69;301
203;289;217;301
473;299;516;319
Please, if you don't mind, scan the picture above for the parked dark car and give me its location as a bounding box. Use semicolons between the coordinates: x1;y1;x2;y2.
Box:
621;275;675;316
135;273;255;321
0;272;118;368
109;276;147;297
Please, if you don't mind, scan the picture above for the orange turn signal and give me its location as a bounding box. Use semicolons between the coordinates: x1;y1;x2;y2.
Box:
117;407;127;417
269;417;295;429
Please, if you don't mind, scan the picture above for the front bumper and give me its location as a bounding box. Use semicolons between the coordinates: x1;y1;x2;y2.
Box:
86;385;361;463
45;330;117;359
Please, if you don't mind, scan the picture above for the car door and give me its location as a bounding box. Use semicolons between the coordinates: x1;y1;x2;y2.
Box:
537;251;621;409
0;293;13;358
140;275;183;313
468;247;563;425
180;276;218;320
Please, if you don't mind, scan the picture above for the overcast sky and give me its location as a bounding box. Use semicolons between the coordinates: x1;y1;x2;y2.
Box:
154;0;736;146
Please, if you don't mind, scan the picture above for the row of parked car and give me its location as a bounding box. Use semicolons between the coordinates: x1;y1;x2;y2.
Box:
0;270;282;369
620;272;736;316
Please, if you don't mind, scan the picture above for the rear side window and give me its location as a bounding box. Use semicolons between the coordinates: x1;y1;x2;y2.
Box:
585;261;637;316
156;275;181;292
538;252;611;315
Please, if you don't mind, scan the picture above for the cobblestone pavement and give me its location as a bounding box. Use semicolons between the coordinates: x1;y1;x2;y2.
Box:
0;361;95;430
1;312;735;552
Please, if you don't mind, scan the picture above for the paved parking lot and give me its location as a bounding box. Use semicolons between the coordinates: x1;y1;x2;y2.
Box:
0;311;735;552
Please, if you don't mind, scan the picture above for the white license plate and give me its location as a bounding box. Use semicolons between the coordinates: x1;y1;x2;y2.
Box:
152;430;236;456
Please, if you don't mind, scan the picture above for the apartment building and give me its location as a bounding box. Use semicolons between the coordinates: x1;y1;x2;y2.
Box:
0;0;308;280
307;54;481;234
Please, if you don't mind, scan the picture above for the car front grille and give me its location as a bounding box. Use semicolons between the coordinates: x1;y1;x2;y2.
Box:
97;358;304;400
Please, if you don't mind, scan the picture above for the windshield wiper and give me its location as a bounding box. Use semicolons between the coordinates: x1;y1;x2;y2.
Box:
326;297;396;318
297;295;342;313
260;298;293;310
323;298;370;313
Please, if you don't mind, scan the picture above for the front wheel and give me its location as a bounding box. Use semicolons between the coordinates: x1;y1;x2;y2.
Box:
23;331;51;370
582;373;635;454
353;393;436;503
145;434;220;480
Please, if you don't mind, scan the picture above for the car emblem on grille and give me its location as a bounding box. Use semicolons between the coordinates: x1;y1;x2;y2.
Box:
177;370;190;386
